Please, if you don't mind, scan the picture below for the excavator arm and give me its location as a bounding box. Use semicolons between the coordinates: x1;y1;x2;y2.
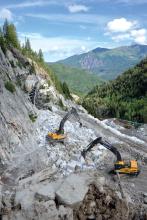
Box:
81;137;122;161
57;107;82;134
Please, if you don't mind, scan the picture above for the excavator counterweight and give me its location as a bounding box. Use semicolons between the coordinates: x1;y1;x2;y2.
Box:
81;137;140;176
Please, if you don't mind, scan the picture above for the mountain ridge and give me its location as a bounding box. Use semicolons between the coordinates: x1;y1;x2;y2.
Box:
57;44;147;80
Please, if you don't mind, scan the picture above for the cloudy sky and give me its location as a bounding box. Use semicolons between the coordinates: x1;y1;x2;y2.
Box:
0;0;147;61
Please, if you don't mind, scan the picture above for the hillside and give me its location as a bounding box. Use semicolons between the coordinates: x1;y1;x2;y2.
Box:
1;21;147;220
82;58;147;123
48;63;102;95
58;44;147;80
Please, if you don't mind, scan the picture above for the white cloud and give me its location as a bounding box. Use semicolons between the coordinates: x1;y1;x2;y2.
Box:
112;33;130;42
26;13;108;25
107;17;136;33
106;17;147;45
5;0;58;9
67;4;89;13
130;29;147;44
116;0;147;4
0;8;13;20
18;32;99;61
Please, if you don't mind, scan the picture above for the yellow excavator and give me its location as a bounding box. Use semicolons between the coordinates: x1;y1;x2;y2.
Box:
47;107;82;142
81;137;140;175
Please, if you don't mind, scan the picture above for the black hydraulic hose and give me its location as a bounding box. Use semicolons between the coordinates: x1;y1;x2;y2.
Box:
100;140;122;161
82;137;122;161
57;107;82;134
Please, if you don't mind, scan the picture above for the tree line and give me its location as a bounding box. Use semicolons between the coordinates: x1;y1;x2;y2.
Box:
82;58;147;123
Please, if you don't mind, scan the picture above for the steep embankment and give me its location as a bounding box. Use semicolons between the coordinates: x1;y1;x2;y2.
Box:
48;63;102;95
82;58;147;123
0;46;147;219
58;44;147;80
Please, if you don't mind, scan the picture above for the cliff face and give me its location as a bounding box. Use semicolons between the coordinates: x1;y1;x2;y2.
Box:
0;46;68;171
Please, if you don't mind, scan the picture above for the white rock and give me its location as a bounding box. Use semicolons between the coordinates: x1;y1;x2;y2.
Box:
56;172;94;206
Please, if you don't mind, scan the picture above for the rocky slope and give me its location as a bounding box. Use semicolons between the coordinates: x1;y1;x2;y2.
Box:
58;44;147;80
0;46;147;219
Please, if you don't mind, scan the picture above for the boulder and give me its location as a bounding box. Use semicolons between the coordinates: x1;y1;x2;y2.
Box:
56;172;94;207
25;75;38;92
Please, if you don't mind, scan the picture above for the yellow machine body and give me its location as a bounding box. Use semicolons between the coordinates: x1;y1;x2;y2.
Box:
114;160;139;175
47;132;66;140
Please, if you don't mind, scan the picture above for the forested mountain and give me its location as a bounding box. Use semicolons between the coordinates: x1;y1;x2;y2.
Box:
82;58;147;123
58;44;147;80
48;63;102;95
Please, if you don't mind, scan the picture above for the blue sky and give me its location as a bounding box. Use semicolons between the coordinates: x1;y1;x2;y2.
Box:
0;0;147;61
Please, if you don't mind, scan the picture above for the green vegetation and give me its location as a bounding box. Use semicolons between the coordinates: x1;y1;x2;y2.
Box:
62;82;72;99
59;44;147;80
0;20;72;100
29;113;37;122
3;19;20;49
82;58;147;123
0;28;7;54
49;63;102;95
0;19;20;52
58;98;67;111
5;81;16;93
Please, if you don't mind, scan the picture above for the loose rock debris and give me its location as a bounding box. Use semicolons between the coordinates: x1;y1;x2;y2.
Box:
74;184;147;220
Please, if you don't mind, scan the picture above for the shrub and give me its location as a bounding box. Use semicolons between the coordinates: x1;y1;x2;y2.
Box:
29;113;37;122
58;98;67;111
5;81;16;93
9;60;15;68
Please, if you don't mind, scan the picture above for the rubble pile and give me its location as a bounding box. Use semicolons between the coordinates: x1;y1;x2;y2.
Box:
74;184;147;220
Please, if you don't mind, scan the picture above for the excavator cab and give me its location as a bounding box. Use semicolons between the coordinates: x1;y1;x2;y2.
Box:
81;137;140;176
47;132;66;141
47;107;82;142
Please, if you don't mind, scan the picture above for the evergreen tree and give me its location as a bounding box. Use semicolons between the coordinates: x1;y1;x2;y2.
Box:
24;38;31;51
62;82;72;99
38;49;44;62
3;19;8;37
3;20;20;49
0;27;6;53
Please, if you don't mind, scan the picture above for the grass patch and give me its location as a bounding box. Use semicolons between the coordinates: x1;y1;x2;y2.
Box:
5;81;16;93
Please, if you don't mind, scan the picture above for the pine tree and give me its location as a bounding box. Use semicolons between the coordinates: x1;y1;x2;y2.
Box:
62;82;72;99
3;20;20;49
3;19;8;37
0;27;6;53
38;49;44;62
25;38;31;51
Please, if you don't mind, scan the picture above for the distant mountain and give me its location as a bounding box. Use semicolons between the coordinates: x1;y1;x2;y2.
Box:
58;44;147;80
82;57;147;123
48;63;102;95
